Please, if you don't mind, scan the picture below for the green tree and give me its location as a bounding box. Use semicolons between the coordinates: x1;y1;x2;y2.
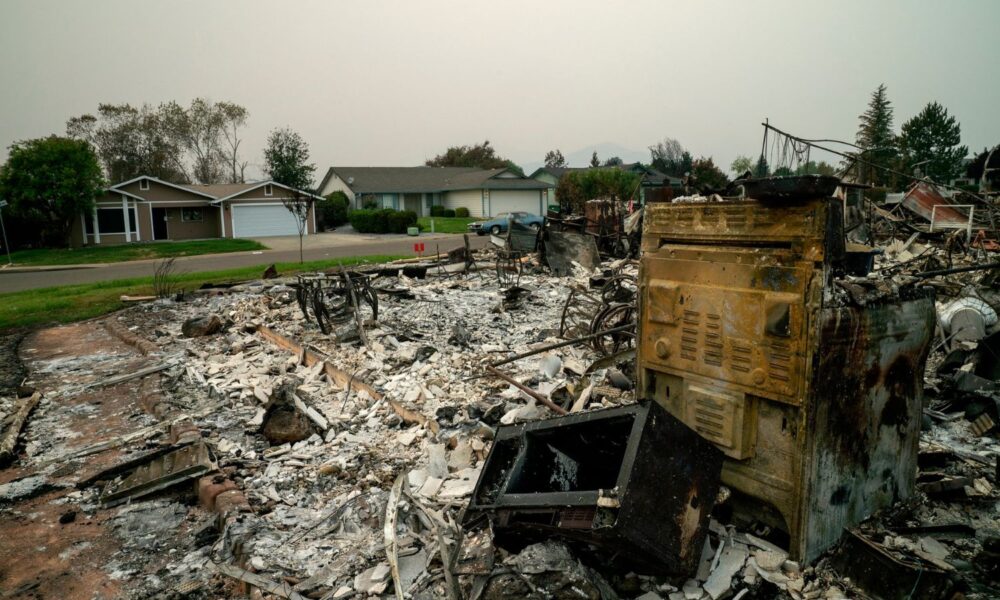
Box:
898;101;968;184
425;140;515;171
263;128;316;262
67;103;189;183
319;191;350;229
793;161;837;176
503;160;526;177
649;137;693;176
544;149;566;168
67;99;250;184
753;156;770;178
691;157;729;190
603;156;623;167
0;136;105;247
730;154;754;177
589;151;600;168
852;84;898;186
555;168;640;213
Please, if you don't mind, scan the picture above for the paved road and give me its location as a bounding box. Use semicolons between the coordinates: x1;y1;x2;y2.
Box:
0;233;487;293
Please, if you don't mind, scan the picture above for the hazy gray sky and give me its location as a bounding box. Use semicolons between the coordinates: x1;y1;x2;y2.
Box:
2;0;998;180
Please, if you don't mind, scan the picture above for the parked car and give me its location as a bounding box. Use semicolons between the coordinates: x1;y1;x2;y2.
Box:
468;212;544;236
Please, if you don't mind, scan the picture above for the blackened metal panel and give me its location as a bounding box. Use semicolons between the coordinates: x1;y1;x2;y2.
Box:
466;402;723;575
800;293;935;563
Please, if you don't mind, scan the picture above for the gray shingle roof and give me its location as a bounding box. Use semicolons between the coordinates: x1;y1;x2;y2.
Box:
321;166;550;194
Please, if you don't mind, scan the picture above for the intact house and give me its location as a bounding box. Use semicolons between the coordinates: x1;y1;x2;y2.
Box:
71;176;321;247
529;163;684;206
316;167;551;218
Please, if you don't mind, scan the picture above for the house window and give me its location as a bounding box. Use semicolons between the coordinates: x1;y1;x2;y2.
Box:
85;208;138;234
264;184;273;196
139;179;149;191
181;207;204;222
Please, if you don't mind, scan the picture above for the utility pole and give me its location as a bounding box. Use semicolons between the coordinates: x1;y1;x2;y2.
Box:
0;200;11;265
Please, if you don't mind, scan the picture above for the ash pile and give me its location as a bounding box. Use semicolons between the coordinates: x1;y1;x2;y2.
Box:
4;177;1000;600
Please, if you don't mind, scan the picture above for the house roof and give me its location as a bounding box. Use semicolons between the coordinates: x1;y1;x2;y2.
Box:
322;166;550;194
529;164;683;187
179;182;258;198
107;176;318;203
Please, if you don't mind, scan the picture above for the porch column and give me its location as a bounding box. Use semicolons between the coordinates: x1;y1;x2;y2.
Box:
92;206;100;244
121;195;131;242
219;204;227;237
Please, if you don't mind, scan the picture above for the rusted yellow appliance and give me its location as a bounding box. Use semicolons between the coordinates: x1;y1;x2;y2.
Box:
637;195;935;563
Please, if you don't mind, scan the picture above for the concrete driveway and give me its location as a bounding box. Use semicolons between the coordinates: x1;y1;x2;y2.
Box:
0;231;485;293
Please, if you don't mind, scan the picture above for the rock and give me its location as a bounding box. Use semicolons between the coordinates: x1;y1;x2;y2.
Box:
703;543;748;600
262;405;313;444
539;354;562;378
426;444;448;479
182;315;223;338
607;368;634;390
58;510;77;524
354;563;391;595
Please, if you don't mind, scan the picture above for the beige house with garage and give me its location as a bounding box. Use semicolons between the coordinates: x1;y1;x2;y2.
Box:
70;176;321;247
315;166;550;218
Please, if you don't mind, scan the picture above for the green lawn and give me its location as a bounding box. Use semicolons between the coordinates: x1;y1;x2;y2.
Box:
8;239;268;266
417;216;479;234
0;255;407;331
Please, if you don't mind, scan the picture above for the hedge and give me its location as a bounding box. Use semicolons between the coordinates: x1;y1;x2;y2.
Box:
455;207;470;217
319;192;350;229
430;205;446;217
349;209;418;234
442;208;456;217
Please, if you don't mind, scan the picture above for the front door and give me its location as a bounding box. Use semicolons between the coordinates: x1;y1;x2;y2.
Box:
152;207;168;240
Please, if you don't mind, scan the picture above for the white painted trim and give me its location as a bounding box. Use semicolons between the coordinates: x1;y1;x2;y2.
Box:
311;201;317;234
92;207;100;244
149;205;157;241
122;195;131;242
139;179;149;191
212;180;323;203
219;204;227;238
132;200;215;205
107;189;146;202
80;211;87;243
109;175;217;199
264;184;273;196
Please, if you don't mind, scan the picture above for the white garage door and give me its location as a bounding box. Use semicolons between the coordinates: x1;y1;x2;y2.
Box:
232;204;304;238
489;190;541;217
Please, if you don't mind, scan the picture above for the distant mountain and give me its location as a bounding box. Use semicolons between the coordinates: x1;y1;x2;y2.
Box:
519;142;650;175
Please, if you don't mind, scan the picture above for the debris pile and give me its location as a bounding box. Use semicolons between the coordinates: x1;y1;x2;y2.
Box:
3;178;1000;599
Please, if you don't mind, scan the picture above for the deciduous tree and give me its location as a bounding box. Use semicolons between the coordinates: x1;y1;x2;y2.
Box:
0;136;105;247
730;155;754;177
555;168;640;214
544;149;566;168
426;140;512;170
690;157;729;190
264;128;316;263
589;151;600;168
649;137;693;176
898;101;968;184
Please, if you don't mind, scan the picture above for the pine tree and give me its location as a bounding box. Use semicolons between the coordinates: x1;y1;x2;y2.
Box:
898;102;968;184
589;151;600;168
853;84;898;186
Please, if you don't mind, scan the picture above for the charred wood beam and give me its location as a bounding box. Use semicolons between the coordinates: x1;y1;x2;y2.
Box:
0;392;41;466
485;366;568;415
490;324;633;368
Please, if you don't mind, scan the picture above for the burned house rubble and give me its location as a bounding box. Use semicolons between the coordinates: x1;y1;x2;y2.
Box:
3;176;1000;600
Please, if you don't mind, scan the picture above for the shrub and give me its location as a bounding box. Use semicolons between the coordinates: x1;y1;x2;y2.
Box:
443;208;456;218
348;209;417;234
361;195;378;209
319;191;350;229
430;205;446;217
455;207;470;217
388;210;418;233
